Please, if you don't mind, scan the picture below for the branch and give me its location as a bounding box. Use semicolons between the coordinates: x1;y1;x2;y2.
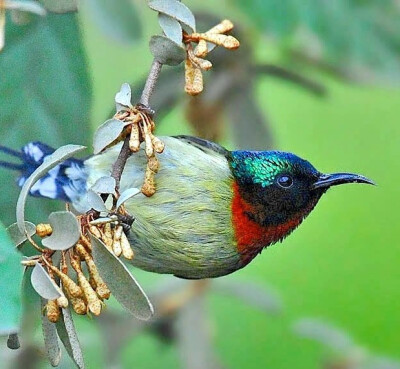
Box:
111;136;131;192
252;63;327;96
140;60;163;107
111;59;163;192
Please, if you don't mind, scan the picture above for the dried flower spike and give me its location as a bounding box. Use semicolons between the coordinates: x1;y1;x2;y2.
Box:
75;243;111;300
46;299;60;323
101;223;114;250
112;225;123;257
57;296;69;309
206;19;234;35
70;254;102;316
197;33;240;50
46;263;83;298
129;122;140;152
194;39;208;58
141;164;157;197
89;225;102;239
185;59;203;96
120;231;134;260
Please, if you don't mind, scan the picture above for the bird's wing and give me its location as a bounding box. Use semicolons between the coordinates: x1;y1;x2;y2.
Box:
173;135;229;158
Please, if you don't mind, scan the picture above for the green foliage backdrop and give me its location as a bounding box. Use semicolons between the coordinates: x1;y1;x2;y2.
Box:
0;0;398;368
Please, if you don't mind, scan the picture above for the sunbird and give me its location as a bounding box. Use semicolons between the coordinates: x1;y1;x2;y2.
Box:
0;136;373;279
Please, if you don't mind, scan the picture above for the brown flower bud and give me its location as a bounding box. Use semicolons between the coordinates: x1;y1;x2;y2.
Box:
120;232;134;260
185;59;203;96
194;39;208;58
129;123;140;152
46;300;60;323
206;19;234;34
36;223;53;238
199;33;240;49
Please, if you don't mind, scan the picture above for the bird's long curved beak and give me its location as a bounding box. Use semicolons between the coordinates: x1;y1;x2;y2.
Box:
312;172;375;190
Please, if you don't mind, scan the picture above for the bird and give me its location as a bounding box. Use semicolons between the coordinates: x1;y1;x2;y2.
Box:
0;136;373;279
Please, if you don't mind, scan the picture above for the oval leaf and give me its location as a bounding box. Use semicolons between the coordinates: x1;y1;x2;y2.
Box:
7;221;36;248
116;187;140;209
158;13;183;45
56;308;85;369
38;0;78;13
41;211;80;251
115;82;132;110
5;1;46;15
41;298;62;367
16;145;86;234
85;190;108;213
149;0;195;32
91;176;116;194
90;235;154;320
31;263;61;300
93;119;125;154
149;35;186;66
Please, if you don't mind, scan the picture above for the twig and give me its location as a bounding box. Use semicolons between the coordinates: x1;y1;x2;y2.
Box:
111;59;163;192
252;63;327;96
111;136;131;192
140;60;163;107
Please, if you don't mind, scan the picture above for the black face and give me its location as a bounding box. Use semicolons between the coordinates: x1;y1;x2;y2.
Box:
230;151;374;227
240;169;324;226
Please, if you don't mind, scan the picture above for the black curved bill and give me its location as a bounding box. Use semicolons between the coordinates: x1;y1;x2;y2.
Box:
312;172;375;190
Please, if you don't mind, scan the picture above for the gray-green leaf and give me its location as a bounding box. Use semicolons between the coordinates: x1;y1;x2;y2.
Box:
91;176;116;194
41;211;80;251
158;13;183;45
41;298;62;367
93;119;126;154
149;35;186;66
149;0;195;32
0;222;23;335
38;0;78;13
56;308;85;369
31;263;61;300
116;187;140;209
85;190;109;213
7;221;36;248
16;145;86;234
115;82;132;111
91;235;154;320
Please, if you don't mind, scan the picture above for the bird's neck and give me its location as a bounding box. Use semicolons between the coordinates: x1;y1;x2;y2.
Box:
231;181;306;265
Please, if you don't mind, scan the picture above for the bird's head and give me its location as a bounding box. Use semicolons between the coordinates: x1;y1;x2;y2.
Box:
229;151;374;229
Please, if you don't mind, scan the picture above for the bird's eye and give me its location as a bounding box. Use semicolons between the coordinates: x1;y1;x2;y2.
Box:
277;175;293;188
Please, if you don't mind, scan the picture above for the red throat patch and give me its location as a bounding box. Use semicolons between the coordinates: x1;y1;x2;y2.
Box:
231;182;304;265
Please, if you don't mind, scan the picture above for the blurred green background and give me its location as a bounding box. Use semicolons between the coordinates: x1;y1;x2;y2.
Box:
0;0;399;368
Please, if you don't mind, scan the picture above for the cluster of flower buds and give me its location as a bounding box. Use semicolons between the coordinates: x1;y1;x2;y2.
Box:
25;216;135;322
183;19;240;96
114;107;165;196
